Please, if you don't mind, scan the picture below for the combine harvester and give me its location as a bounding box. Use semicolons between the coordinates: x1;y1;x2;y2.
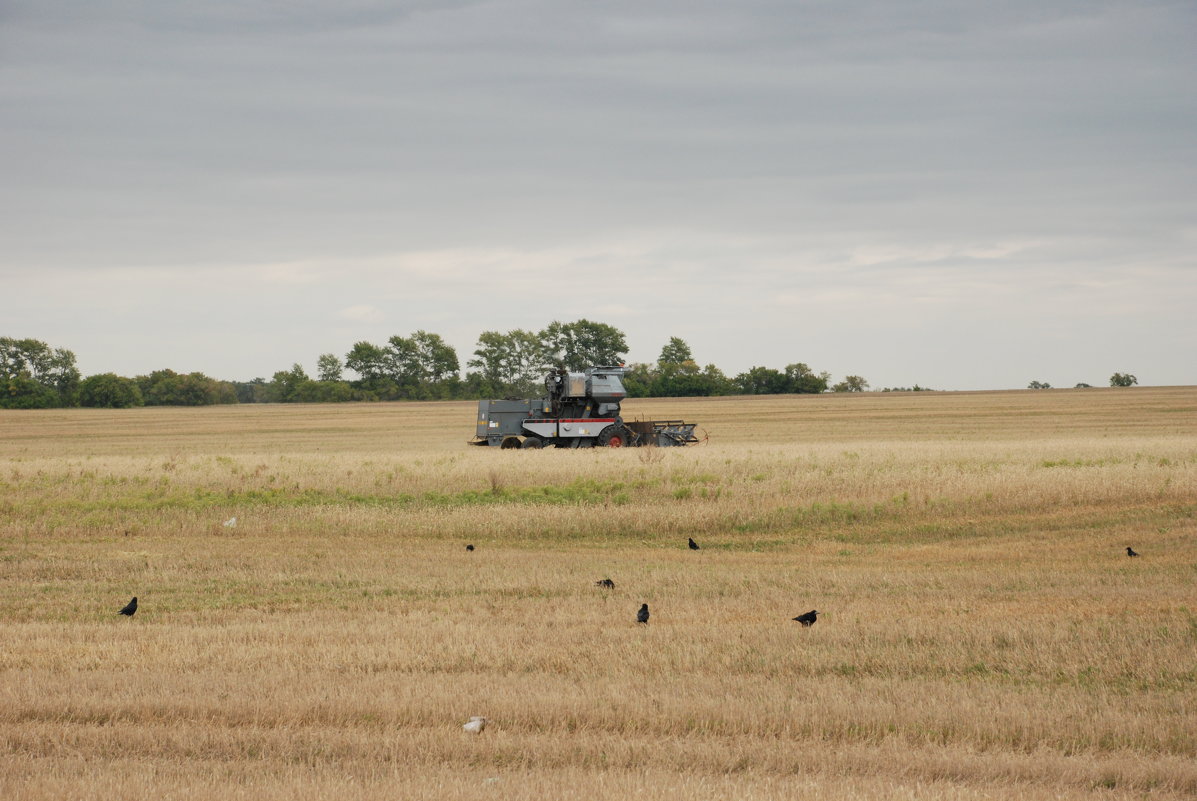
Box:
471;366;701;449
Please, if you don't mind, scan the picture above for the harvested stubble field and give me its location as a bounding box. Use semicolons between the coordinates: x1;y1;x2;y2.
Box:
2;387;1196;800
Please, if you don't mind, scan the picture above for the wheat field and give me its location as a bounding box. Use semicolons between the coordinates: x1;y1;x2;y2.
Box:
2;387;1196;799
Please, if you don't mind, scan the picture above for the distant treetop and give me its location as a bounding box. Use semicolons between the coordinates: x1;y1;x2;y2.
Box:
1109;373;1138;387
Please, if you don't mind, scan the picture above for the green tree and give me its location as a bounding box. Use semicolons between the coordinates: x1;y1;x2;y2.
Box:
383;331;460;396
384;335;422;393
468;329;551;396
1028;380;1051;389
79;373;144;408
468;331;508;386
317;353;343;382
542;319;628;370
233;378;271;403
624;339;732;398
295;378;356;403
658;337;694;365
1109;372;1138;387
650;337;714;396
733;363;829;395
344;341;396;397
268;364;310;403
345;342;389;383
621;362;656;397
1;375;59;409
137;369;235;406
832;375;870;393
785;363;830;394
653;360;703;397
734;366;790;395
409;330;460;384
700;364;734;395
346;332;460;399
0;337;81;408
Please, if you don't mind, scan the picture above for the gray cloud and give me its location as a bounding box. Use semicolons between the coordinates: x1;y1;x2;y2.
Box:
3;0;1194;389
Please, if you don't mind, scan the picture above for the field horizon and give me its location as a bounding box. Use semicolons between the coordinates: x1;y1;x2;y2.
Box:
3;386;1195;799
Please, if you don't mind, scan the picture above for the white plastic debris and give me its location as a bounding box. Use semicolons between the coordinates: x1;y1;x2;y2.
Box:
222;517;237;528
462;716;489;734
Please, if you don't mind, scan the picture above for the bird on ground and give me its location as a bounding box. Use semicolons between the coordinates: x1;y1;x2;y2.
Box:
595;578;615;589
1126;546;1139;557
117;597;138;617
688;537;700;550
792;610;818;627
223;516;237;528
466;544;475;552
637;603;650;624
462;716;489;734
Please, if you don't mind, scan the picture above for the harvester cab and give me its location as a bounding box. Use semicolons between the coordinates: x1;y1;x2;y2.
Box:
544;366;626;419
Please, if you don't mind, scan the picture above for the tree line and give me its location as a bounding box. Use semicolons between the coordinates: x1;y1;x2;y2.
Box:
24;323;1132;409
1028;373;1137;390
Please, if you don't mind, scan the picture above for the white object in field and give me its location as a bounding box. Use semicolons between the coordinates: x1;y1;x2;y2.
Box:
463;716;489;734
223;517;237;528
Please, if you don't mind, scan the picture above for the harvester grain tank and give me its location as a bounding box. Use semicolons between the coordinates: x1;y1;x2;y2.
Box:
472;366;700;449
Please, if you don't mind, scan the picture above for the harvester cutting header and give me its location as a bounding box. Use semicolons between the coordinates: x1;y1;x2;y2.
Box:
471;366;700;449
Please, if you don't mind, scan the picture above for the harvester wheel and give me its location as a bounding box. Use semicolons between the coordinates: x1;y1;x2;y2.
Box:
500;437;522;449
521;436;543;449
598;425;631;448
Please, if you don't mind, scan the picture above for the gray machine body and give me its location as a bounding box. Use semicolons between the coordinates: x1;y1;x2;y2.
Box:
472;366;699;449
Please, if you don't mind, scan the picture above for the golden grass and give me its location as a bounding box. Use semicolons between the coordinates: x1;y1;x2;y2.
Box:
2;387;1196;799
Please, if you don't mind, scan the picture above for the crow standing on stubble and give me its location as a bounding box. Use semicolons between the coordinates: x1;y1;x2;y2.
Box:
792;610;818;627
117;597;138;617
466;544;475;552
595;579;615;589
637;603;650;624
1126;546;1139;557
688;537;700;550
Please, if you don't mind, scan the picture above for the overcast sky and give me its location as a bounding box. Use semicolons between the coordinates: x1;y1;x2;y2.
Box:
4;0;1194;390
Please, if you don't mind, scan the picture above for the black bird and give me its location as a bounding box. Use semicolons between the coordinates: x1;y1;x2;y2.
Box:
792;610;818;627
595;578;616;589
117;597;138;617
688;537;700;550
466;544;475;552
637;603;650;624
1126;546;1139;557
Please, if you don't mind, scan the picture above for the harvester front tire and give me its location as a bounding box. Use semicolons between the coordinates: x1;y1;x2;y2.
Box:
521;437;543;449
598;425;631;448
500;437;522;449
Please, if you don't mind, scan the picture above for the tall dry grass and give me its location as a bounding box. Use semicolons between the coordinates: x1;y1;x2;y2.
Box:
2;387;1196;799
